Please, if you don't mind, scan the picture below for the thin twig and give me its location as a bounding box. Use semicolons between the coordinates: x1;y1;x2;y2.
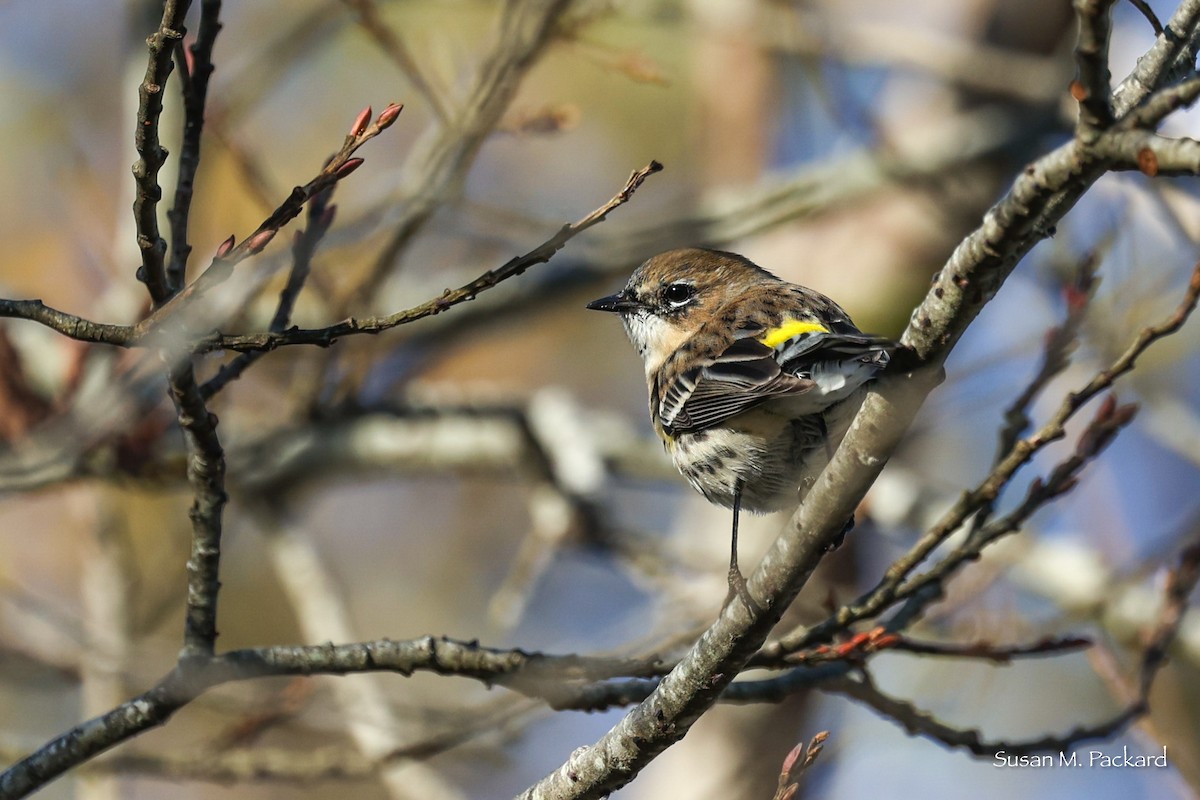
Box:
199;188;338;399
885;634;1092;663
167;0;224;294
895;396;1138;599
134;0;192;306
1128;0;1166;36
0;150;652;355
751;631;1091;668
827;534;1200;757
972;250;1100;536
190;160;663;353
135;102;404;338
994;253;1099;473
826;670;1140;757
1136;536;1200;696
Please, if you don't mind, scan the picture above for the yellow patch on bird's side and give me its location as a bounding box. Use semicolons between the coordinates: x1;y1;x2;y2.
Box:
652;419;675;448
758;319;829;348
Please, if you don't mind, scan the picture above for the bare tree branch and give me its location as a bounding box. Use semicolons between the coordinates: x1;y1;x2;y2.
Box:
194;160;662;352
199;187;338;399
133;0;192;305
0;301;135;347
1112;0;1200;115
169;364;227;660
825;534;1200;756
1127;0;1166;36
994;253;1098;482
882;635;1093;663
166;0;224;293
0;635;667;798
135;101;403;338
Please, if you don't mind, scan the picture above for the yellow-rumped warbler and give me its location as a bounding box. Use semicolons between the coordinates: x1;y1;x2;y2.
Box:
588;248;896;596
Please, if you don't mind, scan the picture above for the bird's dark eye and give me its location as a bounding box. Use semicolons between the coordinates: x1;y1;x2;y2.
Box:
662;283;694;308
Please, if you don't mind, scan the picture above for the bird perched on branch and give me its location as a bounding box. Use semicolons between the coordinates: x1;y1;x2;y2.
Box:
588;248;896;603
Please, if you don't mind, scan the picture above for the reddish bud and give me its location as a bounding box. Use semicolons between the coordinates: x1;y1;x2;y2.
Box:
247;228;277;254
780;742;805;775
377;102;403;130
350;105;372;137
215;235;236;258
336;158;365;179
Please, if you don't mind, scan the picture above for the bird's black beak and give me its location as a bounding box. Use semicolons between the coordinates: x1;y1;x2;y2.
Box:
587;292;640;313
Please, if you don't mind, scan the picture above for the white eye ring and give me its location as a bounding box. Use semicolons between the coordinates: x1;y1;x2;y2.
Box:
662;283;694;307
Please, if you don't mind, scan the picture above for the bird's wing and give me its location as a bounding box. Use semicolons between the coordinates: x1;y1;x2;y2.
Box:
659;323;896;434
774;323;896;374
658;337;814;433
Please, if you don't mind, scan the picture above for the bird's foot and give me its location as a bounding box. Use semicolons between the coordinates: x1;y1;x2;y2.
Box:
723;563;761;614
